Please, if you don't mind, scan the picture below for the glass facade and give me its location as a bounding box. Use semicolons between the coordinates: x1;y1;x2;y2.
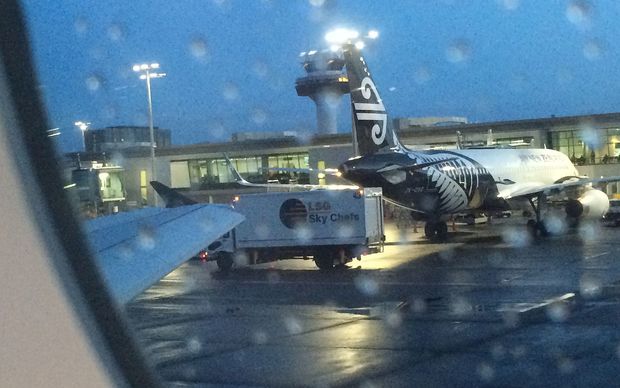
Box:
179;153;310;190
551;128;620;165
86;126;171;152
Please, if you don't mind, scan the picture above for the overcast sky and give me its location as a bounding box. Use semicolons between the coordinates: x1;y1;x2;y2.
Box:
22;0;620;152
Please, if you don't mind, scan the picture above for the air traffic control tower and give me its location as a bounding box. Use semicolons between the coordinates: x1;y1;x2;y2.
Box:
295;50;350;134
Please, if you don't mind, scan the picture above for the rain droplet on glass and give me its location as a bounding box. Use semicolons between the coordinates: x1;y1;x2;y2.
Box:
413;66;431;85
583;39;603;60
189;36;209;60
107;24;124;42
354;274;379;296
294;226;313;243
500;0;520;11
85;75;103;92
207;120;226;140
137;224;156;251
223;82;239;101
74;17;88;34
491;343;506;360
284;316;302;335
502;310;520;328
446;40;471;63
384;311;403;328
477;362;495;382
557;357;576;374
546;301;570;322
449;296;472;316
566;0;592;29
309;0;326;7
579;275;602;299
233;250;249;266
336;225;354;239
187;337;202;353
250;108;268;125
409;297;427;314
501;227;530;247
252;330;269;345
253;61;269;78
510;345;527;359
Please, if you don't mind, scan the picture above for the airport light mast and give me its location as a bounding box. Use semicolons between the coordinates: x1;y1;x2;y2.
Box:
132;62;166;206
74;121;90;151
295;29;378;135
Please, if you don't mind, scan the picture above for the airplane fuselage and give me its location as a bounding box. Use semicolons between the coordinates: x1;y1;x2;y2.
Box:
340;147;579;219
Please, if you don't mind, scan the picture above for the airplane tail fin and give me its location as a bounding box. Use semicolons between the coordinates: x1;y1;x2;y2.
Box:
150;181;197;208
223;154;247;184
343;44;404;156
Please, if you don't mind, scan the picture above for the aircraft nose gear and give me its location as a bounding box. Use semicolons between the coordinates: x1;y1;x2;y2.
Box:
424;221;448;241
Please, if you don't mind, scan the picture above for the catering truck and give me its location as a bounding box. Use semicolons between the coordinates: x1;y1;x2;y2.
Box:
204;188;384;270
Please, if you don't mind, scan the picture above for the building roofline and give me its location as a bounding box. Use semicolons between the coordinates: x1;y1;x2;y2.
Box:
76;111;620;159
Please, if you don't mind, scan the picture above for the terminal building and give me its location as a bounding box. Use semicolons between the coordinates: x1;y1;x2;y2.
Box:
83;125;171;153
67;112;620;213
63;50;620;213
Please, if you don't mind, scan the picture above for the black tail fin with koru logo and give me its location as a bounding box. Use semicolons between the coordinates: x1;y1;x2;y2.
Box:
342;44;403;156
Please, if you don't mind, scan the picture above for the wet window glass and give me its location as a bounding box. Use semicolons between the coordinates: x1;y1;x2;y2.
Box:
19;0;620;385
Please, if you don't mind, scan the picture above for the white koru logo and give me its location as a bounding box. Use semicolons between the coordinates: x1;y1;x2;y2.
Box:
354;77;387;146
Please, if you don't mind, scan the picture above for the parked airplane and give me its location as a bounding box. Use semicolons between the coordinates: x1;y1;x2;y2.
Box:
338;43;619;240
222;154;356;191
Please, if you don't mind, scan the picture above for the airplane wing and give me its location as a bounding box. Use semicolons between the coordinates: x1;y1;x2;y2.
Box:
150;181;197;207
498;175;620;199
223;154;357;191
231;178;356;191
84;204;244;305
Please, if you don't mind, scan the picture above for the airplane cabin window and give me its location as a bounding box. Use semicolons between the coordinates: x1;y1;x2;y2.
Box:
7;0;620;386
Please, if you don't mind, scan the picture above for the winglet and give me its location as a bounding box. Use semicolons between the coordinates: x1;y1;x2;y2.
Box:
223;154;253;186
150;181;197;208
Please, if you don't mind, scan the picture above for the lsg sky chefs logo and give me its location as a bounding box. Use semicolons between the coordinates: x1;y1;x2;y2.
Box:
279;198;360;229
279;199;308;229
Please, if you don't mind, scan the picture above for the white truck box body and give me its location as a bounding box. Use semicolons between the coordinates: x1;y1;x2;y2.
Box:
232;187;383;249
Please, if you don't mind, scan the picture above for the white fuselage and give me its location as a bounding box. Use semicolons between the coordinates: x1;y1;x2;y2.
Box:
410;147;579;214
451;148;578;186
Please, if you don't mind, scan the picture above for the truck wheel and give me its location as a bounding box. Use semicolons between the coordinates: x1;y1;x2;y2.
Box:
314;254;334;270
216;253;234;271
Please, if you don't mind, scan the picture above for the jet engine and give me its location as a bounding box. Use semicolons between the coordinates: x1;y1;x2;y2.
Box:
565;189;610;219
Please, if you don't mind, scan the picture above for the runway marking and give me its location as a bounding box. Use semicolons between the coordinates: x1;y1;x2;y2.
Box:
585;252;609;260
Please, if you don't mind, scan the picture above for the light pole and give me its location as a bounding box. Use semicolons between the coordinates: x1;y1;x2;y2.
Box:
74;121;90;151
132;63;166;206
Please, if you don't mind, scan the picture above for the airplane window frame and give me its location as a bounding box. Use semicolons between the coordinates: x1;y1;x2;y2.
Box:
0;2;159;386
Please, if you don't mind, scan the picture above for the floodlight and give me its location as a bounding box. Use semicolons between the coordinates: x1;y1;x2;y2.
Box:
324;28;359;44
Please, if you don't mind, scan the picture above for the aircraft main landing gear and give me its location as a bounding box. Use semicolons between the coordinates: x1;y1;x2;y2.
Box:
424;221;448;241
526;219;548;238
527;193;549;239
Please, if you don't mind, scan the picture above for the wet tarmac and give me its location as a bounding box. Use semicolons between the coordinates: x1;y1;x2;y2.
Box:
127;217;620;387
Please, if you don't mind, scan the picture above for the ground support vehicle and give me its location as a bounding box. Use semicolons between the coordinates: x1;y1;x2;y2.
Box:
204;188;384;270
602;199;620;226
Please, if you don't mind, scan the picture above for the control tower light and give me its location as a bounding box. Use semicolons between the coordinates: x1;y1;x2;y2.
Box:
74;121;90;151
295;29;378;135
